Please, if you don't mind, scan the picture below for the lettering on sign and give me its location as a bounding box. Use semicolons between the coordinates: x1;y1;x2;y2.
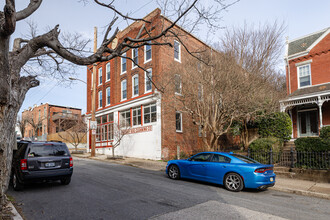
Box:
128;125;152;134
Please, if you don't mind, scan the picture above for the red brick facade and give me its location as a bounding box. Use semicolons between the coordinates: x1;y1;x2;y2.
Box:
86;9;209;159
282;28;330;139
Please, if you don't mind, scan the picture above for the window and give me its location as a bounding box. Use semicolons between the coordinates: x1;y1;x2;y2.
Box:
108;123;114;140
145;42;152;63
174;40;181;62
38;110;41;120
106;63;110;81
108;113;114;122
198;84;203;100
174;74;182;94
176;111;182;132
98;67;102;85
132;107;141;126
210;154;231;163
106;87;110;106
190;153;212;162
120;109;131;127
44;107;46;116
121;53;127;74
121;80;127;100
132;75;139;97
298;64;311;87
98;91;102;108
144;103;157;124
102;125;107;141
145;68;152;93
96;126;100;141
132;48;138;68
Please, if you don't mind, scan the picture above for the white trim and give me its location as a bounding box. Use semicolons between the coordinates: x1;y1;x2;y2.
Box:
145;68;152;93
98;90;103;109
295;59;312;67
132;48;138;69
174;40;181;63
297;63;312;89
121;79;127;101
280;85;330;103
306;28;330;52
144;44;152;64
176;111;183;133
121;53;127;74
132;74;139;97
105;63;110;82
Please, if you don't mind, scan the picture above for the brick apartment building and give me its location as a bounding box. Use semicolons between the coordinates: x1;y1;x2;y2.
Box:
280;28;330;138
22;103;82;141
86;9;210;160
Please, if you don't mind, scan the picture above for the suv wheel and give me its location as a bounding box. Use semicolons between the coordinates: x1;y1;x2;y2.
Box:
60;176;71;185
13;172;24;191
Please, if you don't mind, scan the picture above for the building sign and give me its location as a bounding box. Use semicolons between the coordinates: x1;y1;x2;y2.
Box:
90;120;97;130
128;125;152;134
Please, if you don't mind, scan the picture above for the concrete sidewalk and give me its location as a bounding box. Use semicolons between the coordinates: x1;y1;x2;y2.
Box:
73;153;330;200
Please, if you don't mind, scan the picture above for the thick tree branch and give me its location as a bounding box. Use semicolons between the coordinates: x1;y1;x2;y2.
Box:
16;0;42;21
1;0;16;36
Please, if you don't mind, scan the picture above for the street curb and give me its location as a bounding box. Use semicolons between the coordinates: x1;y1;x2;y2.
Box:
270;187;330;200
7;202;23;220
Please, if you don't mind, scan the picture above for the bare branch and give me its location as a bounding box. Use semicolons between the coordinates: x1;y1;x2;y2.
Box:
16;0;43;21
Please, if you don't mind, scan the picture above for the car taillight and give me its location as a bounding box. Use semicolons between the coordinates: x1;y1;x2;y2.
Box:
70;157;73;167
20;159;27;170
255;167;273;173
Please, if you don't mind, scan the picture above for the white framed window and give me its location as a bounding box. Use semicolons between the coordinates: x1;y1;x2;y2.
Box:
297;64;311;88
121;79;127;100
98;67;102;85
120;109;131;127
106;87;110;106
102;125;107;141
144;42;152;63
106;63;110;81
174;74;182;94
132;48;138;69
132;106;141;126
108;123;114;140
176;111;182;132
132;74;139;97
121;53;127;74
98;91;103;108
174;40;181;62
144;103;157;124
145;68;152;93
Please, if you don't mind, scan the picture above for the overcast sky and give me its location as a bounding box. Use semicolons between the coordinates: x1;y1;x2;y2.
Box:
9;0;330;114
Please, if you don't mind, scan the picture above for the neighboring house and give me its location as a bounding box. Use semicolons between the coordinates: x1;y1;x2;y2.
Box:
86;8;210;160
22;103;82;142
280;28;330;139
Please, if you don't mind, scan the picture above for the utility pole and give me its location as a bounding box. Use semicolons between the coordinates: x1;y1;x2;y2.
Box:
91;27;97;157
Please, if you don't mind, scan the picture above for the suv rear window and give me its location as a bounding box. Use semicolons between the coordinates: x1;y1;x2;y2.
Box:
27;144;69;157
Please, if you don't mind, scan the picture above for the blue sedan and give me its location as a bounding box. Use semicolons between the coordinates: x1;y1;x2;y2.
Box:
166;152;275;192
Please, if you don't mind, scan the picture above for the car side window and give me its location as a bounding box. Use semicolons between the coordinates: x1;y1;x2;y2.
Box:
211;154;231;163
191;153;212;162
15;143;28;159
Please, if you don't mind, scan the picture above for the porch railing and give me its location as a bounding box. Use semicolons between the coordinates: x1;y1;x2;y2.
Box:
248;148;330;170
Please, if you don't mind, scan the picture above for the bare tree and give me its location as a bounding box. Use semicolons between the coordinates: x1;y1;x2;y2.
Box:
25;114;46;140
108;123;131;158
57;116;87;152
17;115;28;139
0;0;238;208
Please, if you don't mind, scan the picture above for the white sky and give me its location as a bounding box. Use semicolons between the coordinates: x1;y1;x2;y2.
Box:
8;0;330;114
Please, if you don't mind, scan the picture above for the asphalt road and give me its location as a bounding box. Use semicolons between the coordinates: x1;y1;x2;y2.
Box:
8;157;330;220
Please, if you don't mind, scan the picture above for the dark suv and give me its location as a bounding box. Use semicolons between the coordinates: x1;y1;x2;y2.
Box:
12;140;73;190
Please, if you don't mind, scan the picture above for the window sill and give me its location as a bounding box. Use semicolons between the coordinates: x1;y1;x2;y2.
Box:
174;58;181;63
176;130;183;133
132;65;138;70
175;92;183;96
144;59;152;64
121;71;127;75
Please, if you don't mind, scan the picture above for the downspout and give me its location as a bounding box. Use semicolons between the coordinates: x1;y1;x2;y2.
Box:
285;37;291;94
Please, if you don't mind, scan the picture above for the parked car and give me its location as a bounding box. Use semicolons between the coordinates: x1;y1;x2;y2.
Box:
11;140;73;190
166;152;275;192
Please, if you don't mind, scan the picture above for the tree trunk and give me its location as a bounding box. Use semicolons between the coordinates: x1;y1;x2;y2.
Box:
112;146;115;158
0;105;19;208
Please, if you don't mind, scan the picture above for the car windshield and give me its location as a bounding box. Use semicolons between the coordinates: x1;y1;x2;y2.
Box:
231;154;260;164
27;144;68;157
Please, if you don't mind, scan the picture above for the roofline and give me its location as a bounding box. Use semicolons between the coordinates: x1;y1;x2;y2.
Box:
288;27;329;43
22;103;82;112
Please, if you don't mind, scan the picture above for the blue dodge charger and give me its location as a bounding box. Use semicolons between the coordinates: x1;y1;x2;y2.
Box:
166;152;275;192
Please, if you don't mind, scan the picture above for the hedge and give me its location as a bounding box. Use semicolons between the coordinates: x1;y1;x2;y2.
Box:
294;137;330;152
320;126;330;140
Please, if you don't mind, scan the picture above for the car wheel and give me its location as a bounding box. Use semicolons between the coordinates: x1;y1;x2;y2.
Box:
60;176;71;185
224;173;244;192
168;165;180;180
12;172;24;191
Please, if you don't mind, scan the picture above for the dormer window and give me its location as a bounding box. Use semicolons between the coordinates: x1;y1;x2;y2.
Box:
297;63;311;88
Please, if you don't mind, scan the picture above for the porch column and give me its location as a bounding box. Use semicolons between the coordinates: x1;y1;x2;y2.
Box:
318;96;324;128
288;109;293;139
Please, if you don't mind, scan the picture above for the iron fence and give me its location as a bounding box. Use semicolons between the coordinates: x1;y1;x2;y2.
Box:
248;148;330;170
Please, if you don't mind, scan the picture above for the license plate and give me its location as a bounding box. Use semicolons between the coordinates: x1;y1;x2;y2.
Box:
270;177;274;182
45;162;55;167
